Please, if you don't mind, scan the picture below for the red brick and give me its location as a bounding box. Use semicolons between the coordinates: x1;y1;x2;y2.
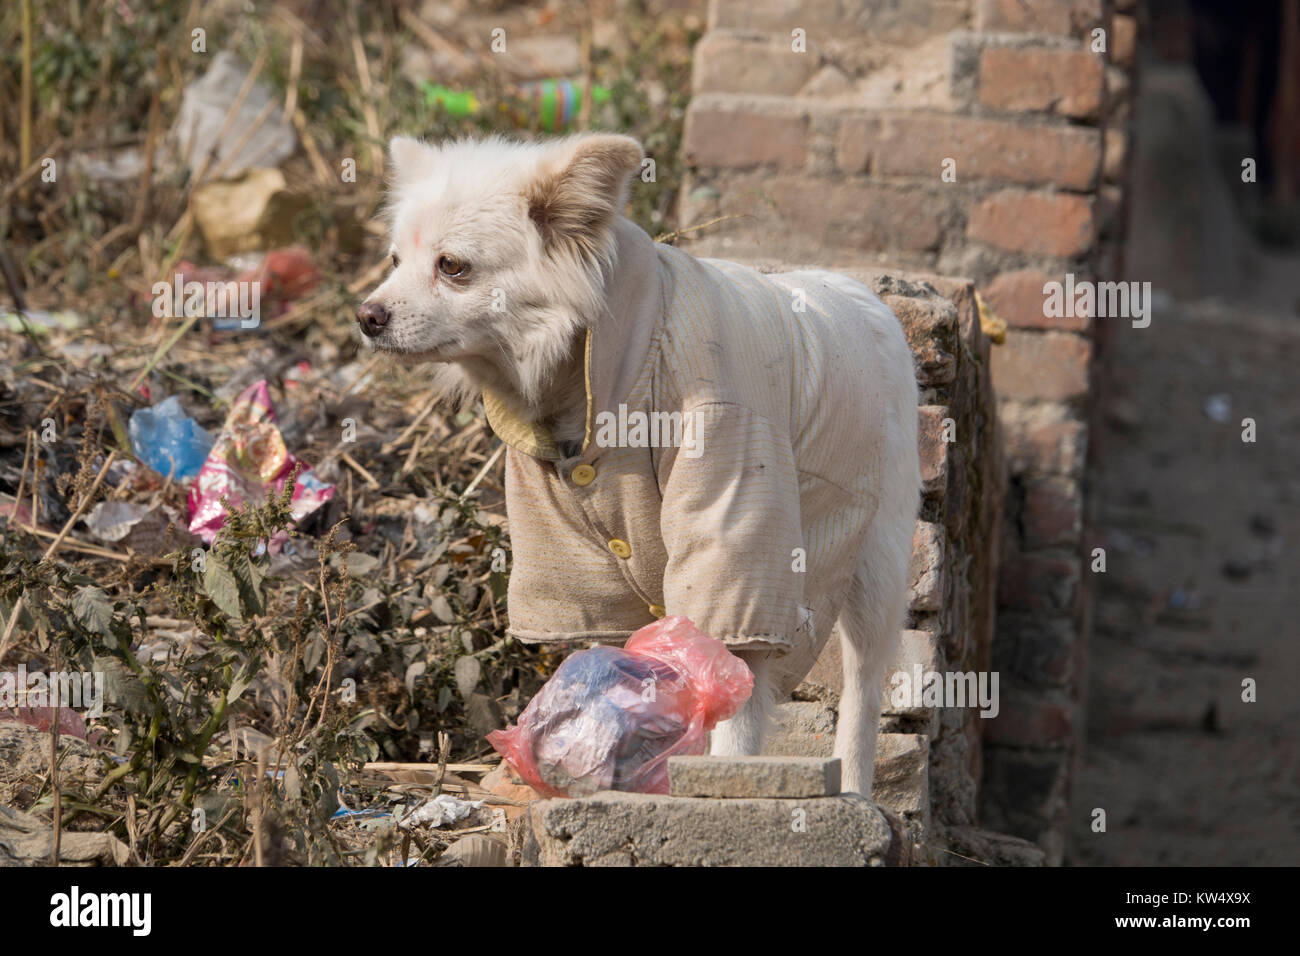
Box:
860;114;1100;191
1111;14;1138;66
991;330;1091;402
712;0;966;39
1105;63;1132;113
1103;128;1127;182
983;269;1090;332
693;31;819;96
683;104;808;170
976;0;1101;36
968;191;1095;257
978;47;1104;119
1001;412;1087;477
768;178;944;252
918;405;950;497
983;693;1074;747
835;116;874;174
1022;478;1082;548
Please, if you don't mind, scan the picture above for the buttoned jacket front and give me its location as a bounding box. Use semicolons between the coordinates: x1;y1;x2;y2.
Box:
485;218;898;692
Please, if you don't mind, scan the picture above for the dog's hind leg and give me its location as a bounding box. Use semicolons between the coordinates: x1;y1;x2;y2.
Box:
834;510;913;796
709;650;775;756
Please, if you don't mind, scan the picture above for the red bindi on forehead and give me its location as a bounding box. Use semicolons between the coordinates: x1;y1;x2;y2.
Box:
413;228;420;251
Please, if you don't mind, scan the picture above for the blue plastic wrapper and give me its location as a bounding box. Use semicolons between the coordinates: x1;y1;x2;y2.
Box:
129;395;215;480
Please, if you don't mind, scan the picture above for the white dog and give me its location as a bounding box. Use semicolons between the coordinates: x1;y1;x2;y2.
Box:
359;133;919;796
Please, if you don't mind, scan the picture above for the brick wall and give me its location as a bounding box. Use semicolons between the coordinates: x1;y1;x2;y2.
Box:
679;0;1138;863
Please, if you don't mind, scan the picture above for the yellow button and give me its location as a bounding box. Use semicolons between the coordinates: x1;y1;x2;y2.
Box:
571;464;596;486
608;538;632;559
648;604;666;618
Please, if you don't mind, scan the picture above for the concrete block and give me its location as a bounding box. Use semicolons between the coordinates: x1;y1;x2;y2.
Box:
762;699;837;756
668;755;841;798
520;791;894;866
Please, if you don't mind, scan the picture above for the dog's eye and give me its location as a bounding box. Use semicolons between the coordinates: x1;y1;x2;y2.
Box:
437;255;468;278
390;252;400;269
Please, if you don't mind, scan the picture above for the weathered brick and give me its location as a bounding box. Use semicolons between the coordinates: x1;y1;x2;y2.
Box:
873;733;930;816
693;30;819;96
835;115;874;174
1000;405;1087;477
908;521;946;611
881;630;942;718
712;0;967;42
1105;63;1132;114
978;47;1104;119
982;691;1074;748
995;614;1076;686
997;550;1080;613
1103;128;1127;182
668;756;841;798
887;293;959;385
845;114;1100;190
1096;183;1124;238
683;102;809;170
767;178;945;252
975;0;1102;36
978;747;1070;859
1022;477;1082;548
968;191;1095;258
918;405;950;496
991;330;1091;402
1111;14;1138;66
983;269;1089;332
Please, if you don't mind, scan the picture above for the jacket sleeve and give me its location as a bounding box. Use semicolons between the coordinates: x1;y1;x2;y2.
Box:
657;401;807;652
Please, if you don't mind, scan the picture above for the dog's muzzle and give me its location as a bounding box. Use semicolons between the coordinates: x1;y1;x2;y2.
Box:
356;301;390;337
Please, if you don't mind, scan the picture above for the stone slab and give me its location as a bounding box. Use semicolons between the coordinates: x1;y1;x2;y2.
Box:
668;755;841;798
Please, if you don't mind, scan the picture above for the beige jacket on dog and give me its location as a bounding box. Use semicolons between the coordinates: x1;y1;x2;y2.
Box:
485;219;897;689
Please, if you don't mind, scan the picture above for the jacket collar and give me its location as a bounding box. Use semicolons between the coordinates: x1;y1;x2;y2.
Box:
482;218;664;461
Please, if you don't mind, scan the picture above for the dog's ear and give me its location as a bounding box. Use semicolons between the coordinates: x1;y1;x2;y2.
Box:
525;134;643;259
389;136;434;183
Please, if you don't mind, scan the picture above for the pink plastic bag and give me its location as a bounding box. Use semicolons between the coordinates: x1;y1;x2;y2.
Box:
487;616;753;797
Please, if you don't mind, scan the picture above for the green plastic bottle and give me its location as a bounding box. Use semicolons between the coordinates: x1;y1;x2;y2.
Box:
423;80;611;132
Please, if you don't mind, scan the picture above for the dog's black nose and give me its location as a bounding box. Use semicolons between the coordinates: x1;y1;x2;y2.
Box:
356;301;390;336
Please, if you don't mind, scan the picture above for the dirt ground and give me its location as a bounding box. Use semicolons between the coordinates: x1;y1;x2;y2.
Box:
1071;293;1300;865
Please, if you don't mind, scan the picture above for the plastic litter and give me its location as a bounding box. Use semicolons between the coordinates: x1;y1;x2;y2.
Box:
168;51;296;179
2;309;83;335
400;793;485;829
0;706;89;741
84;500;153;542
424;79;613;132
156;249;320;329
487;615;754;797
191;171;309;261
187;380;334;544
1204;393;1232;423
128;395;215;480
